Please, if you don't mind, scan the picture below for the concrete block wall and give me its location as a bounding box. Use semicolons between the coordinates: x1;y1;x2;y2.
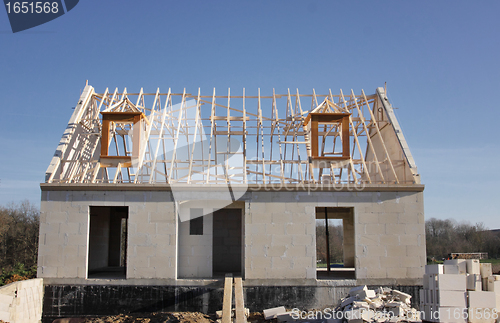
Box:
38;190;177;280
245;192;317;280
0;278;43;323
39;188;424;285
353;191;425;283
245;190;425;284
178;214;213;278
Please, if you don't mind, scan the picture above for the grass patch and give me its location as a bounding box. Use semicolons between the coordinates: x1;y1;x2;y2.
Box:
480;259;500;264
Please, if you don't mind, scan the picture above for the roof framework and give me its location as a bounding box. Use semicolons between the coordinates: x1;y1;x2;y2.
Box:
45;85;420;185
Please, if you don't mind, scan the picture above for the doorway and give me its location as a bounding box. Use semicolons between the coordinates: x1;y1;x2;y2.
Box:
88;206;128;278
212;208;242;276
315;207;355;279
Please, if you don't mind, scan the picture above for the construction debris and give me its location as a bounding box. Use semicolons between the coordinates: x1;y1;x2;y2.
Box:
336;286;420;323
264;286;420;323
216;309;250;319
263;307;287;320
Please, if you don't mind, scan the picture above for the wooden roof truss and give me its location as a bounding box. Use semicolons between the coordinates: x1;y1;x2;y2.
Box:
45;85;420;185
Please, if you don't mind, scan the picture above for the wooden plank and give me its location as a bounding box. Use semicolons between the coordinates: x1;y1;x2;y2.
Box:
206;88;216;184
257;88;266;183
340;90;385;183
148;88;168;183
234;277;246;323
187;88;202;184
222;274;233;323
168;89;186;183
242;88;248;184
341;116;350;158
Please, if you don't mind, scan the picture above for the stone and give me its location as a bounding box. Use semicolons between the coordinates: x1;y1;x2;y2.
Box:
392;290;412;304
264;306;287;320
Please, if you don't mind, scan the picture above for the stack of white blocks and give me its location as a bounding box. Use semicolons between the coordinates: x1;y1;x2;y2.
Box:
420;259;499;323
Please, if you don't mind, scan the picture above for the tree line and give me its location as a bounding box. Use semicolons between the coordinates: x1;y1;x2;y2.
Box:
425;217;500;260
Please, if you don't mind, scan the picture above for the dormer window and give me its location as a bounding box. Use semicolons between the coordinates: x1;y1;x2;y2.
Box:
99;98;148;168
303;112;351;167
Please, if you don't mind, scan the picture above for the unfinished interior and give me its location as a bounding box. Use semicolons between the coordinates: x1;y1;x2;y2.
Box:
38;84;425;318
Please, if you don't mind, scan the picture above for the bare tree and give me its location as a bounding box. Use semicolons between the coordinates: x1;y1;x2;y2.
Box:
426;218;499;260
0;201;39;272
316;221;344;264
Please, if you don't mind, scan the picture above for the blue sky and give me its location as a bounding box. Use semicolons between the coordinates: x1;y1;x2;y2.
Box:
1;1;499;228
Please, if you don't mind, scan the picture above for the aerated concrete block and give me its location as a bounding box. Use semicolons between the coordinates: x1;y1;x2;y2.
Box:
487;275;500;292
467;259;481;275
422;305;431;322
444;264;460;275
482;277;489;291
357;289;376;300
424;274;435;290
426;264;444;275
444;259;467;274
349;285;367;297
264;306;287;320
468;274;483;291
436;274;467;291
481;263;493;278
436;290;467;307
392;290;412;304
467;291;496;309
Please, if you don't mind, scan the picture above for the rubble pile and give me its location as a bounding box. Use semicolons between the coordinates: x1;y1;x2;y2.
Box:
337;285;421;323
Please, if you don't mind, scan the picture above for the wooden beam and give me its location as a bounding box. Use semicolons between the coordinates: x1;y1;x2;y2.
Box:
222;274;233;323
234;277;246;323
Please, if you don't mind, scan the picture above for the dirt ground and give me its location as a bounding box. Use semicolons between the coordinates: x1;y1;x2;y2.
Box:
80;312;266;323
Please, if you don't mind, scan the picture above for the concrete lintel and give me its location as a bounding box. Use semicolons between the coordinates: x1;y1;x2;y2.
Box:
42;277;422;287
40;183;424;193
42;278;223;287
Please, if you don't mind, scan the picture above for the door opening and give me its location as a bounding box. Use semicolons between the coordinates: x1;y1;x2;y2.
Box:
315;207;355;279
212;208;242;276
88;206;128;279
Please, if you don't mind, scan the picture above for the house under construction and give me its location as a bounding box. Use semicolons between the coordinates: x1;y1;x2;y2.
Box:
38;84;425;320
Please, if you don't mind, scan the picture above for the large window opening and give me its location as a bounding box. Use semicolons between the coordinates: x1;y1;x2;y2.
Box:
315;207;355;279
88;206;128;279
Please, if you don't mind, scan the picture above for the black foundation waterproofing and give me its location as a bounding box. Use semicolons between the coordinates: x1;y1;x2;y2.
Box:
42;284;422;322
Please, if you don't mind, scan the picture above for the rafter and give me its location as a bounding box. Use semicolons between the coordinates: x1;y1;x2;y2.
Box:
45;85;420;186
